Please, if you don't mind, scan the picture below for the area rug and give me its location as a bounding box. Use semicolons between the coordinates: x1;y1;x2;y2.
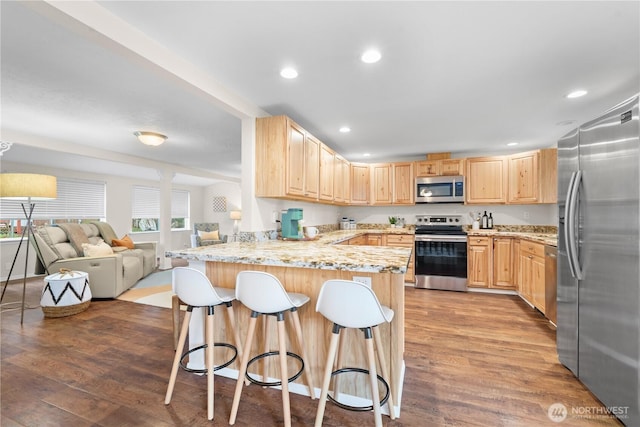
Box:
117;284;173;309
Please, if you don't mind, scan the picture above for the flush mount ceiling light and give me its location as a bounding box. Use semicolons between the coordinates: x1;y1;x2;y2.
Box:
566;89;588;99
507;142;519;147
134;131;167;146
280;67;298;79
363;153;371;157
361;49;381;64
339;126;351;133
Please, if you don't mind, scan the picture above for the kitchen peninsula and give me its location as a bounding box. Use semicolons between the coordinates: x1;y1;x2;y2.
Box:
166;230;412;415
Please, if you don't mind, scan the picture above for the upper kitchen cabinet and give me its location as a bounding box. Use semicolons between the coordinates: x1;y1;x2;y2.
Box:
416;158;465;177
350;163;370;205
508;149;557;204
319;144;335;202
371;163;392;205
256;116;319;201
465;156;507;204
393;162;414;205
333;154;350;204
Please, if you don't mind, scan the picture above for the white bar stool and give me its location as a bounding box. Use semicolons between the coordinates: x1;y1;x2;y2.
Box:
314;279;395;427
229;270;315;427
164;267;243;421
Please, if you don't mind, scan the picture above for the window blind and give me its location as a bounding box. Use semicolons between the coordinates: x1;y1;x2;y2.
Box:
131;186;190;219
0;177;105;219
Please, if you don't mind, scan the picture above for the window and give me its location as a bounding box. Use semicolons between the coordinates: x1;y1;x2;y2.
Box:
131;186;190;232
0;177;106;239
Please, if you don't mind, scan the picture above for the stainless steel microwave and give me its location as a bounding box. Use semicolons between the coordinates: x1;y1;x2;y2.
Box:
416;176;464;203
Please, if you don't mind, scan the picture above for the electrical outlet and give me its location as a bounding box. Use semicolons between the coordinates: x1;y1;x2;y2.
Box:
523;211;530;220
353;276;372;287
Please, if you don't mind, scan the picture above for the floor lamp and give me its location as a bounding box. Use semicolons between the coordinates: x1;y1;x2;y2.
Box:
0;173;57;324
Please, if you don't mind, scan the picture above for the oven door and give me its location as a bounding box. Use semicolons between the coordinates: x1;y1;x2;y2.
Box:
414;235;468;291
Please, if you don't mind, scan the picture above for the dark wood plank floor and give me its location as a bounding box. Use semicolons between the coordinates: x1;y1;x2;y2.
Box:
1;278;621;426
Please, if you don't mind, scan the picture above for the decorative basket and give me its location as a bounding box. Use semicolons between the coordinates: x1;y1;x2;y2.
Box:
41;269;92;318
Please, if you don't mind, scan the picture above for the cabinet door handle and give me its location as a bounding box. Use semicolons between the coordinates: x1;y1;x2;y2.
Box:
528;255;533;259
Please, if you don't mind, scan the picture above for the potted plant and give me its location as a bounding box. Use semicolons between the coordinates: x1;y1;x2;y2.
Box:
388;216;398;228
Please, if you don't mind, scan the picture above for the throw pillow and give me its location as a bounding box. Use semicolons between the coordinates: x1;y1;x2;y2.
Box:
89;221;119;246
82;239;114;257
198;229;219;240
112;235;135;249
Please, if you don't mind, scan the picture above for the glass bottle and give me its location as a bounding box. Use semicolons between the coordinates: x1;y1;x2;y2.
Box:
481;211;488;229
488;213;494;229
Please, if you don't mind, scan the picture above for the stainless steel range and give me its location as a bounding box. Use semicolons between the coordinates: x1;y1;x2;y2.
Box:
414;214;468;291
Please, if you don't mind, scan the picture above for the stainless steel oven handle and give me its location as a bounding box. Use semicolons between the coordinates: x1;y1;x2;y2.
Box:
414;235;468;243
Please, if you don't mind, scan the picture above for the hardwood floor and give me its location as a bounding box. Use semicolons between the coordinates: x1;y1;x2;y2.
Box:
1;279;621;426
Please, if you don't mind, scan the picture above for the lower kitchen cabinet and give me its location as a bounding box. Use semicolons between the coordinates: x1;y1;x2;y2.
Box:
467;236;491;288
383;234;415;283
520;241;546;314
492;237;515;290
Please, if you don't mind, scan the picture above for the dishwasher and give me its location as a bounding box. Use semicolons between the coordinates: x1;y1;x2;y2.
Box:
545;245;557;325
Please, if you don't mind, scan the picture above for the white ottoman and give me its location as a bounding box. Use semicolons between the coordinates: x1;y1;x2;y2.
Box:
41;270;92;318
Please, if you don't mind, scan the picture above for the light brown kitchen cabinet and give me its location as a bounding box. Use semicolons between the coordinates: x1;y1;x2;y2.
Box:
415;158;464;177
383;234;415;283
366;234;382;246
508;149;557;204
319;144;335;201
467;236;492;288
333;154;350;204
371;163;392;205
492;237;515;289
392;162;414;205
415;160;440;177
465;156;507;204
347;235;367;245
350;163;370;205
519;241;545;312
256;115;319;201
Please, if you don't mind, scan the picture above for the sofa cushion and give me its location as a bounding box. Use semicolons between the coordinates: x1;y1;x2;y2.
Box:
90;221;119;246
58;223;90;255
82;239;114;257
113;235;135;249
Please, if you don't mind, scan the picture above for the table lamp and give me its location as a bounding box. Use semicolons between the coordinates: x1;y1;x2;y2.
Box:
0;173;57;324
230;210;241;242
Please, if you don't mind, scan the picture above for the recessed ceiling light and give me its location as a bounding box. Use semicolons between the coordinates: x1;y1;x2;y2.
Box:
556;120;577;126
507;142;519;147
361;49;381;64
566;90;587;99
363;153;371;157
339;126;351;133
280;67;298;79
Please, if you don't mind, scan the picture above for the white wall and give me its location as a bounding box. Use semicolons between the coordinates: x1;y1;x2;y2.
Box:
341;203;557;228
0;161;208;280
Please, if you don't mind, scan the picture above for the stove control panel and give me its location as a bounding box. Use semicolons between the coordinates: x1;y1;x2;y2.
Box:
415;214;463;225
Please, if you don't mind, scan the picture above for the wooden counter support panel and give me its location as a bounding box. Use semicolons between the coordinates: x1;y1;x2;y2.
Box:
205;261;405;408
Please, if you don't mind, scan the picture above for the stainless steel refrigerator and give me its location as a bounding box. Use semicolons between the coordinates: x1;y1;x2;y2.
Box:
557;94;639;425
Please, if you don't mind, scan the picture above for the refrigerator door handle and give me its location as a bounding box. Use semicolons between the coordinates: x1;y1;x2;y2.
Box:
566;170;584;280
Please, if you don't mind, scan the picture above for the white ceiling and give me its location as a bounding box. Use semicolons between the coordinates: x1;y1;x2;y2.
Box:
1;1;639;186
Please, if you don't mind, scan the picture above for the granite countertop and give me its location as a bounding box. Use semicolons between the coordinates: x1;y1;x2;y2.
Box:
466;230;557;246
166;230;413;274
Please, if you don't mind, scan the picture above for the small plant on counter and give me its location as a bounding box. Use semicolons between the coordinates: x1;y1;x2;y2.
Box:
388;216;398;227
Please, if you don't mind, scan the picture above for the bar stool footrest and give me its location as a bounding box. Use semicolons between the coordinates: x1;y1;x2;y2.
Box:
327;367;390;411
179;342;238;374
245;351;304;386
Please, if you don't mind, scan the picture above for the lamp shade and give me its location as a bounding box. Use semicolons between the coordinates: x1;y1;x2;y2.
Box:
230;210;242;220
0;173;57;200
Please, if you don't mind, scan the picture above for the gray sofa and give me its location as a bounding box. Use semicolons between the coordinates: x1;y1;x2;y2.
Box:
32;222;157;298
